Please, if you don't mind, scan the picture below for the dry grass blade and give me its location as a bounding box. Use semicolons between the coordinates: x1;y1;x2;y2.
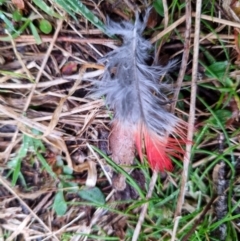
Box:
132;171;158;241
150;15;186;43
162;0;169;29
194;12;240;27
172;0;202;239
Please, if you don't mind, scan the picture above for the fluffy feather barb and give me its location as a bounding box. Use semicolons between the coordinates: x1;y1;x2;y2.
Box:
94;10;187;171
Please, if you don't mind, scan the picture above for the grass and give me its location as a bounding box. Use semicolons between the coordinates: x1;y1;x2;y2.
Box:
0;0;240;240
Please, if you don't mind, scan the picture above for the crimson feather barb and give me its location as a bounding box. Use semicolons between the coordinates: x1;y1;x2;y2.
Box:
93;9;187;171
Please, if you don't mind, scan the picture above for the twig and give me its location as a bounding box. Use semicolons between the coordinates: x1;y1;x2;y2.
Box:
172;0;202;240
132;170;158;241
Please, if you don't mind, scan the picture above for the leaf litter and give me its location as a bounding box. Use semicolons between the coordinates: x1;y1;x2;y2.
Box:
0;0;240;240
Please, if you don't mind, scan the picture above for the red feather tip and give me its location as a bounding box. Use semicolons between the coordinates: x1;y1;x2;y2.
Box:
135;122;187;171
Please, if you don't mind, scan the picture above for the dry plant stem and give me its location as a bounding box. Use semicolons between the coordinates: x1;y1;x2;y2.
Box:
0;70;104;89
162;0;169;29
193;12;240;28
175;0;201;217
150;15;186;44
132;171;158;241
0;35;119;45
0;176;59;241
170;0;191;112
150;12;240;45
9;35;34;81
172;0;201;239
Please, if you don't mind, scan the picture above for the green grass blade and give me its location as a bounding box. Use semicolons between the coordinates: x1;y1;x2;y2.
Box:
32;0;62;18
9;157;22;186
36;152;57;179
8;135;31;186
29;22;42;44
54;0;106;33
0;19;31;41
0;70;29;79
0;10;17;33
54;0;77;20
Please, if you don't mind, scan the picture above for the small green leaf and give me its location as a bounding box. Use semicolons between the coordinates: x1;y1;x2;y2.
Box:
78;187;105;205
39;19;52;34
153;0;164;17
205;61;234;87
53;191;68;216
205;61;229;78
12;10;22;22
32;0;61;18
63;165;73;175
56;156;64;166
29;22;42;44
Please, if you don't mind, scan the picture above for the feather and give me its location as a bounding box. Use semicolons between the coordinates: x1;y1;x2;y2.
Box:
93;9;187;171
